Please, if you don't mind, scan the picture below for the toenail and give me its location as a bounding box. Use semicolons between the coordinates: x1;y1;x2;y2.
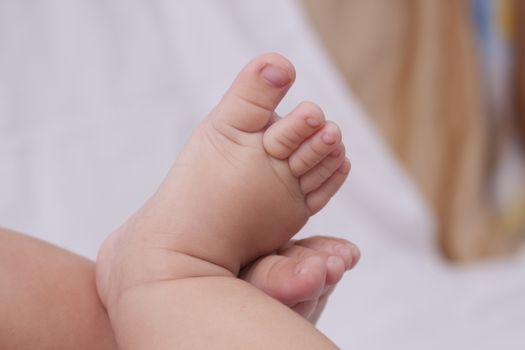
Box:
327;256;344;268
305;117;321;128
260;64;291;88
321;131;337;145
294;260;310;275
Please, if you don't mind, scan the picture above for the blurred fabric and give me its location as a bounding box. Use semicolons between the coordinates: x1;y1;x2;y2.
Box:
303;0;525;261
0;0;523;349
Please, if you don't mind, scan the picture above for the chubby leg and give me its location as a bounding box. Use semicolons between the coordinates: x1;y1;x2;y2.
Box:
0;228;117;350
112;278;340;350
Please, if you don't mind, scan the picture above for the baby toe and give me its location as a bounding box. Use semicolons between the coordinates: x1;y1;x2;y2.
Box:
289;122;342;177
306;158;350;214
300;144;346;193
263;101;325;159
210;52;295;134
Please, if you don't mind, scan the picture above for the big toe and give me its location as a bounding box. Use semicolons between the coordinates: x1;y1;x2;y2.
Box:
210;53;295;133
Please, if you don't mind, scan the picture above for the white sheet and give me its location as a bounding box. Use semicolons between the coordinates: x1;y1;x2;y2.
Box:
0;1;523;349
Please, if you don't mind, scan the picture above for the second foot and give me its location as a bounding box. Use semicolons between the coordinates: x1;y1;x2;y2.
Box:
240;236;360;323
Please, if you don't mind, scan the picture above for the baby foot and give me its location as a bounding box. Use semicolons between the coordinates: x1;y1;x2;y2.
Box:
241;236;360;323
97;53;350;307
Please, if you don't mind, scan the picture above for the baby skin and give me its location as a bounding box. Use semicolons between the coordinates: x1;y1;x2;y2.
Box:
97;53;352;349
